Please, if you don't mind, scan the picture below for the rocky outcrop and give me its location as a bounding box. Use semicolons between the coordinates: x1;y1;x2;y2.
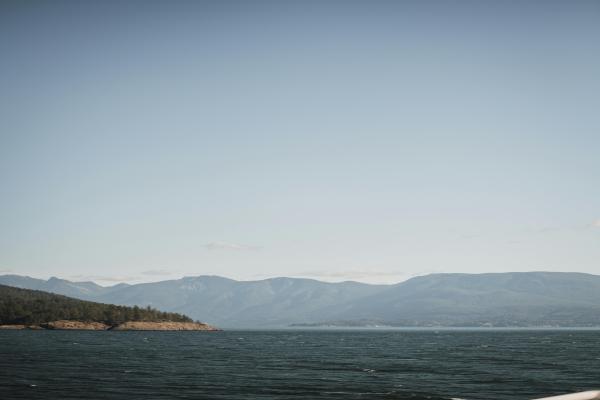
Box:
0;320;220;331
42;320;110;330
110;321;219;331
27;325;44;330
0;324;27;329
0;324;45;330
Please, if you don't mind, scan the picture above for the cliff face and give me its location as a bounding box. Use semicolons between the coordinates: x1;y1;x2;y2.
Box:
110;321;219;331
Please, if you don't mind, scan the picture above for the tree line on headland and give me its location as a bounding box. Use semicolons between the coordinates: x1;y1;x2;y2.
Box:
0;284;192;325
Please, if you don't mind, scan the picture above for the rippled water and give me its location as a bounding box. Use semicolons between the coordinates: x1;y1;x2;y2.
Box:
1;329;599;399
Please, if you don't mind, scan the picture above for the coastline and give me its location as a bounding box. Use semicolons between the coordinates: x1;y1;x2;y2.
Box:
0;320;220;331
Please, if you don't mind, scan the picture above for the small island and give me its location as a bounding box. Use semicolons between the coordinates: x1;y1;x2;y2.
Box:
0;284;219;331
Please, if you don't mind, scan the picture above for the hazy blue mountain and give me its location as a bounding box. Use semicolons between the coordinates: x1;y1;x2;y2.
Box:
91;276;388;327
0;275;127;300
2;272;600;328
326;272;600;327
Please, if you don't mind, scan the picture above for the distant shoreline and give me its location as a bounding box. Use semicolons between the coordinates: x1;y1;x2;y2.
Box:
215;326;600;331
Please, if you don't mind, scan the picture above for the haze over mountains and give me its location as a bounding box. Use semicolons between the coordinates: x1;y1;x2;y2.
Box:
1;272;600;328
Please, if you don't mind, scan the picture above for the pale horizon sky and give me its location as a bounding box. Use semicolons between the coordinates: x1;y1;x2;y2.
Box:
1;1;599;285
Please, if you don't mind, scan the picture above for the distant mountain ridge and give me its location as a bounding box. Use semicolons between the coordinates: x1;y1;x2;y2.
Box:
0;275;129;299
1;272;600;328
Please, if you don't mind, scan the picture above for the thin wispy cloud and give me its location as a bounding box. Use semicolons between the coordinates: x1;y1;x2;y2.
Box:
203;241;261;251
459;233;481;240
289;269;433;284
141;269;176;276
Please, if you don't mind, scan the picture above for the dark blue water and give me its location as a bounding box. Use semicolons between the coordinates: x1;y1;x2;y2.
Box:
1;329;599;399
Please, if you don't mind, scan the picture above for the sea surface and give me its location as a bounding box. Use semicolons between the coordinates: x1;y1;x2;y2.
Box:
1;329;599;399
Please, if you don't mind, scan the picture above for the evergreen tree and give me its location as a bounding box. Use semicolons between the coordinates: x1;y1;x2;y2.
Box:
0;285;193;325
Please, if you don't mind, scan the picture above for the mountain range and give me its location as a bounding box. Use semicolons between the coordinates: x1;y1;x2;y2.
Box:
1;272;600;328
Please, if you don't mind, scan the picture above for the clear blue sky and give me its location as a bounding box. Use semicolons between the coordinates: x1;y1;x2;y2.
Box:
1;1;599;284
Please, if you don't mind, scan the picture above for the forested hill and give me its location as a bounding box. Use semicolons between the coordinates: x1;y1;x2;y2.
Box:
0;284;193;325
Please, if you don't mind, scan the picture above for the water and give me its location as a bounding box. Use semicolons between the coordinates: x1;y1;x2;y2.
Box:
1;329;599;399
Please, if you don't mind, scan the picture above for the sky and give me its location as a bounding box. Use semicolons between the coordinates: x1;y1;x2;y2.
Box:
0;0;599;285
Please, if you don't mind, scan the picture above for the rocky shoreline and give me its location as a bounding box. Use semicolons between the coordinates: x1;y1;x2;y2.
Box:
0;320;220;331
